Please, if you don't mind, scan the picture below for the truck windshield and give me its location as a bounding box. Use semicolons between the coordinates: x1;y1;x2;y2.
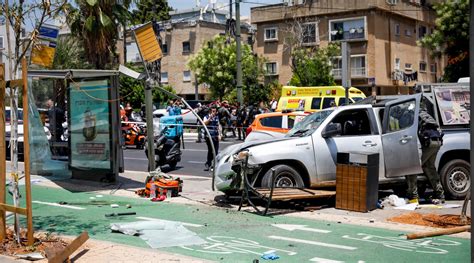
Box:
286;110;333;137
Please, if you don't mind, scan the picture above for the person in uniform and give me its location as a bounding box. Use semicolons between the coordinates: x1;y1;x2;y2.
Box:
406;98;445;204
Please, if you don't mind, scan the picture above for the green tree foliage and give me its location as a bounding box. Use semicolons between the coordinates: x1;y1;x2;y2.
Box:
67;0;132;69
419;0;469;82
289;43;340;86
53;35;90;69
119;64;176;109
188;35;265;102
132;0;171;25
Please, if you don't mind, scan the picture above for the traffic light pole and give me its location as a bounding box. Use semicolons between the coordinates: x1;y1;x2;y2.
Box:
235;0;243;105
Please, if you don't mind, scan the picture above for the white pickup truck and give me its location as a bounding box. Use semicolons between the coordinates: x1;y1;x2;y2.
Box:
215;85;470;199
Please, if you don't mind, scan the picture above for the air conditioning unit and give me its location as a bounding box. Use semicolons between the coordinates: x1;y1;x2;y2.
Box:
189;20;197;27
386;0;399;6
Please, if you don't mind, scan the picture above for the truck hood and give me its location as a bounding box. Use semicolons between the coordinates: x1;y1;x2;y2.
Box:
234;136;295;153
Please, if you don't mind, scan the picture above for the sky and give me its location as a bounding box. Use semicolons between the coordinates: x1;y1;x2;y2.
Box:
167;0;281;17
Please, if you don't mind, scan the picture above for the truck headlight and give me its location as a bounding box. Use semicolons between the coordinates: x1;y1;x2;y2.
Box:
233;150;250;161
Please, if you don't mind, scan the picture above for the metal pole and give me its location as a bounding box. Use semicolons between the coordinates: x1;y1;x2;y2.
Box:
469;0;473;260
341;41;351;104
229;0;233;18
235;0;243;105
145;83;155;171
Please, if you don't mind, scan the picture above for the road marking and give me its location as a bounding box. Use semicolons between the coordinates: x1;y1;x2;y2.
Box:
310;257;343;263
33;201;85;210
183;149;207;152
268;236;357;251
188;161;205;164
124;157;147;161
271;224;331;234
136;216;203;227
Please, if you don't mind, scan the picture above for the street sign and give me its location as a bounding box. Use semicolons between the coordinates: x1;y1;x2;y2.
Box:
38;24;60;41
133;23;163;63
369;77;375;85
31;40;56;68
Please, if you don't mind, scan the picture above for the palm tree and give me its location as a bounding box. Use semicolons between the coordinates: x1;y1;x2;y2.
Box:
66;0;131;69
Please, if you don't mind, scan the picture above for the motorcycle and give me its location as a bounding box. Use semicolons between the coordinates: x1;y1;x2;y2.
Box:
145;126;181;170
122;112;146;149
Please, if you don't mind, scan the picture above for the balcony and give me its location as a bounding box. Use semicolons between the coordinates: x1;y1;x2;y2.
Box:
330;30;365;41
332;67;367;79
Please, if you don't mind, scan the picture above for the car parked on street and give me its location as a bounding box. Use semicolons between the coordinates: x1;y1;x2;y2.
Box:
216;86;470;200
245;111;308;142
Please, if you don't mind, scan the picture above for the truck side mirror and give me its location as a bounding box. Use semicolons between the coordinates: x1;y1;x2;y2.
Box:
322;123;342;138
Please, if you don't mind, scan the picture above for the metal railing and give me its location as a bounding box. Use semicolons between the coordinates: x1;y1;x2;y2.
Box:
331;67;366;79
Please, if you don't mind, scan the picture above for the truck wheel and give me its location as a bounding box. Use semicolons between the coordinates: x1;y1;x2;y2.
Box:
440;159;470;200
261;165;304;188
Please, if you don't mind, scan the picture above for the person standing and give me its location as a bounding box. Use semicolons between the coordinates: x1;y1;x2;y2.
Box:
236;104;247;140
406;99;445;204
218;102;230;141
270;97;278;112
203;106;220;171
195;103;208;143
46;99;65;142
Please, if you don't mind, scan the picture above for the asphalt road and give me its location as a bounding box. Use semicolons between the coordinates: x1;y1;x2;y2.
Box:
123;134;241;177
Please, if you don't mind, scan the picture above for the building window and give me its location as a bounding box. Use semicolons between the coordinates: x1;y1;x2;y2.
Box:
430;63;437;73
395;58;400;70
0;36;4;49
405;63;412;70
162;43;168;54
395;24;400;36
302;23;318;44
331;55;366;79
161;72;168;83
183;70;192;82
264;27;278;42
419;62;427;72
405;28;412;37
330;17;365;41
182;41;191;53
418;25;427;39
265;62;278;75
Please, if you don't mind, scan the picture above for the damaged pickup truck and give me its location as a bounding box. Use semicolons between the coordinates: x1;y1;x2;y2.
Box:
215;88;470;199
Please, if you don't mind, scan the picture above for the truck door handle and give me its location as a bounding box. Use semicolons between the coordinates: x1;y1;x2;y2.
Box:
399;135;413;144
362;141;377;147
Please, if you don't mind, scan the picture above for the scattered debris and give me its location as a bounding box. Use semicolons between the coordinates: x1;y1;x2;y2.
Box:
382;195;407;207
89;197;96;200
15;252;44;261
369;219;375;223
110;220;206;248
47;231;89;263
406;225;471;240
388;212;471;228
105;212;137;217
110;204;119;208
393;203;418;211
261;250;280;260
96;195;103;198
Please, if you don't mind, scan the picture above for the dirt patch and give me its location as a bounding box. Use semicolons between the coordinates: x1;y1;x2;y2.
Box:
0;228;69;259
387;212;471;228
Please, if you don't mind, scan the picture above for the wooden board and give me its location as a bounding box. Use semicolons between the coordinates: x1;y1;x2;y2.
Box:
48;231;89;263
256;188;335;201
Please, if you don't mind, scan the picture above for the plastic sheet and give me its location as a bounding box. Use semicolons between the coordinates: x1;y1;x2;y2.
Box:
110;220;206;248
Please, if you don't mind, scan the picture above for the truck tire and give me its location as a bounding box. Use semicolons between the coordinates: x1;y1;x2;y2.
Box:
440;159;470;200
261;164;304;188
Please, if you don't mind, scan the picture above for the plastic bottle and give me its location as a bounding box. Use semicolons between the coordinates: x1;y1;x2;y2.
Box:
150;183;156;199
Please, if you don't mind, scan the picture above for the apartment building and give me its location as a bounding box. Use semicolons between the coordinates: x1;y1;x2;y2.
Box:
251;0;445;95
125;8;250;100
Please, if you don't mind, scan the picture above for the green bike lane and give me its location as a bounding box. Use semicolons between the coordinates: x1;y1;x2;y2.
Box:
10;185;470;263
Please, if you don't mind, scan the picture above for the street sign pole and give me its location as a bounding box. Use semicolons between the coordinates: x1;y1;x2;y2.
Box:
235;0;243;104
341;42;351;105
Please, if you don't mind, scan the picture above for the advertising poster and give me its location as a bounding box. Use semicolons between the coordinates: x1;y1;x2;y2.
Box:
434;86;470;125
70;80;111;169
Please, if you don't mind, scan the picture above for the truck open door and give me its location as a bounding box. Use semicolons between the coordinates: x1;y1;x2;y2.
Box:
381;94;423;178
